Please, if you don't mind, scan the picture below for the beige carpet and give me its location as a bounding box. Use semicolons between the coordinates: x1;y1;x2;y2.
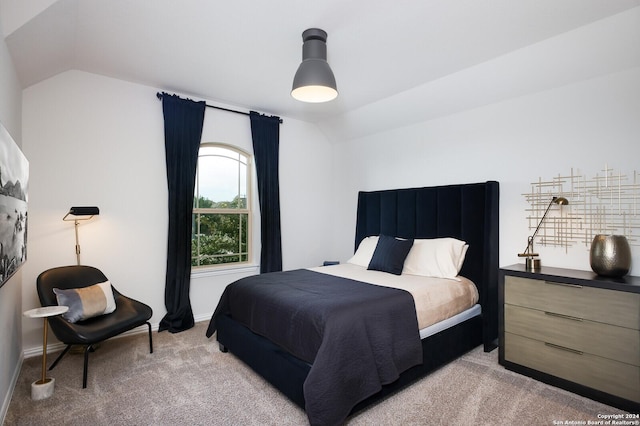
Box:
5;321;624;425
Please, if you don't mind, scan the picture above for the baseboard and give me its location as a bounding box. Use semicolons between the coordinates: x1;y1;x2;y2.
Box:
22;321;162;359
22;316;214;359
194;312;214;324
1;351;24;425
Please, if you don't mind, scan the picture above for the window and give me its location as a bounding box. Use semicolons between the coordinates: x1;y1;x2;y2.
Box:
192;144;251;268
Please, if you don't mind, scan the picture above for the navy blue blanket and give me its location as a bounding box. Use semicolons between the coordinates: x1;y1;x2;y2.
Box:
206;269;422;426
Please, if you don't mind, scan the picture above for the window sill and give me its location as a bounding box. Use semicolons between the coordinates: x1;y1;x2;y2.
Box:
191;264;259;279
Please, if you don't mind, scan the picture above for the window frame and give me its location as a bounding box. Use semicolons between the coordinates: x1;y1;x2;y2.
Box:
192;142;252;270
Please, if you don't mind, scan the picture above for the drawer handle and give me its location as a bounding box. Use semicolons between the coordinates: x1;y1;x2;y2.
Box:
544;281;582;289
544;311;584;322
545;342;583;355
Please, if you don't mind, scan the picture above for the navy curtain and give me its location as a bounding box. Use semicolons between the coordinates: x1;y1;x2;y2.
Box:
250;111;282;273
159;93;205;333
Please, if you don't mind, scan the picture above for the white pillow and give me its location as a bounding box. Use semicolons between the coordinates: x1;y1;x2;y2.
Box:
402;238;468;279
457;244;469;272
346;236;379;267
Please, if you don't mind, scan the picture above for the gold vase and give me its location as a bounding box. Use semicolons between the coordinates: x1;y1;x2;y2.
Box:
589;234;631;278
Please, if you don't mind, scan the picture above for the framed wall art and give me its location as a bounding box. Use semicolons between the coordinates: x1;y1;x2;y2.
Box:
0;121;28;288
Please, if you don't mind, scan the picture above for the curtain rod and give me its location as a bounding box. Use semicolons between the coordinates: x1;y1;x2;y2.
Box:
156;92;282;123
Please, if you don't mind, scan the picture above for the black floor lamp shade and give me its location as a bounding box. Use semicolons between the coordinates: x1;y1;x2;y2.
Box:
63;206;100;265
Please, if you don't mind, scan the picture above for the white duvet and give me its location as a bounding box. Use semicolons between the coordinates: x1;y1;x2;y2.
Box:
309;263;479;330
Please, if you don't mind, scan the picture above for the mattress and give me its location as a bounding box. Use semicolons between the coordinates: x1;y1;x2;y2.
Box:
308;263;480;334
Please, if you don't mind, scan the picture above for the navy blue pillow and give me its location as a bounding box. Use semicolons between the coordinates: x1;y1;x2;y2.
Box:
367;235;414;275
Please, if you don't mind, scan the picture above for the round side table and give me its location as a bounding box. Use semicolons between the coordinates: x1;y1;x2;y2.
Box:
23;306;69;400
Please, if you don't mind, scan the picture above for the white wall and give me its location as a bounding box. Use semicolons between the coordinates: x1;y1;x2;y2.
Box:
330;10;640;276
21;70;334;352
15;1;640;372
0;12;24;421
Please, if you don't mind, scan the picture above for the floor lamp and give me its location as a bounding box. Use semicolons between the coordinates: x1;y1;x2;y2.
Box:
63;206;99;265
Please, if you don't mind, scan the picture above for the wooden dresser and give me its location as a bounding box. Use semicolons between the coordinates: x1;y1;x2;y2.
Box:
499;264;640;412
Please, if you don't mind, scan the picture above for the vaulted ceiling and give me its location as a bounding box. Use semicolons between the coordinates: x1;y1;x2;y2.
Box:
2;0;639;141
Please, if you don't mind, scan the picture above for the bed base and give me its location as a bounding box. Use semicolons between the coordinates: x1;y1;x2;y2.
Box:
216;312;483;415
213;181;499;420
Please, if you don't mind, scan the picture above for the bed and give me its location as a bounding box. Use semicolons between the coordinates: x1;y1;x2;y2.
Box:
206;181;499;425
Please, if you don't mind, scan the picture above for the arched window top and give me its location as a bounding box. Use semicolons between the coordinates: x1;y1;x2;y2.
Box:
198;143;249;165
195;143;250;210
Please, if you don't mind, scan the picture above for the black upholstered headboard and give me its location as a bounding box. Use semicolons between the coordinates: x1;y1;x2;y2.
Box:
354;181;500;350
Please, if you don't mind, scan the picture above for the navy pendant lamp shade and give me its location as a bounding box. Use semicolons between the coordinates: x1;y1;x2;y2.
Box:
291;28;338;103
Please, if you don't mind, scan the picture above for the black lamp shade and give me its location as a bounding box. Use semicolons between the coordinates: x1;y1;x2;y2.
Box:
69;207;100;216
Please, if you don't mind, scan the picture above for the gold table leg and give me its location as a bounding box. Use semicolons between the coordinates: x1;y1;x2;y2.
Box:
36;317;52;385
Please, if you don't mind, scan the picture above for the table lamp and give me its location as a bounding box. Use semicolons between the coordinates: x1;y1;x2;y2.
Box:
518;196;569;271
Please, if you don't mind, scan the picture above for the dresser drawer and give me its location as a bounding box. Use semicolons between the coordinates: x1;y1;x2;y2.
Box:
505;304;640;366
505;276;640;329
505;332;640;403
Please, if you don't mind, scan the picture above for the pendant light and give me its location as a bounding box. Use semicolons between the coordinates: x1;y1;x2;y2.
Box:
291;28;338;103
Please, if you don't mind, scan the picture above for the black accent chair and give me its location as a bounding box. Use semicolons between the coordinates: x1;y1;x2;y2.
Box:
36;265;153;388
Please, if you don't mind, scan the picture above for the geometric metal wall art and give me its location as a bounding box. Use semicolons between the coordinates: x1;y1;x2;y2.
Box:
523;164;640;251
